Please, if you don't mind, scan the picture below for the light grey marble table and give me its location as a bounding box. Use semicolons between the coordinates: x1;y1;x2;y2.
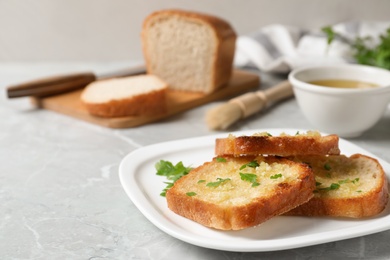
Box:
1;62;389;260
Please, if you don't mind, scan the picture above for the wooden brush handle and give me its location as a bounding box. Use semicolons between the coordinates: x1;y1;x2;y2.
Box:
230;80;293;118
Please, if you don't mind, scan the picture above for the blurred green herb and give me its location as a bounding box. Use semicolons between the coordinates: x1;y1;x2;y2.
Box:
318;182;340;191
322;26;390;69
206;177;231;187
155;160;193;196
239;160;260;170
216;157;227;162
270;173;283;179
240;172;260;187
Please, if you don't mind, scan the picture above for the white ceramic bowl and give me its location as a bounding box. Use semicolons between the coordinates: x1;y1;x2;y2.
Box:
288;64;390;138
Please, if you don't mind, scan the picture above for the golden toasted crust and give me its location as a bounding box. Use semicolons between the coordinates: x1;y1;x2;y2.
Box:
82;88;167;118
215;134;340;157
166;156;315;230
141;9;236;93
286;154;389;218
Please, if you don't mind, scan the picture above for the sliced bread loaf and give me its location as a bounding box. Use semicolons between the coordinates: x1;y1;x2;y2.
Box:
215;131;340;157
286;154;389;218
142;9;237;94
81;74;167;117
166;155;315;230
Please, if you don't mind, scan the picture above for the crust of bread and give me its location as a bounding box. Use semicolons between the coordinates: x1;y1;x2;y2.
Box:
141;9;236;93
286;154;389;218
215;134;340;157
166;156;315;230
82;88;167;118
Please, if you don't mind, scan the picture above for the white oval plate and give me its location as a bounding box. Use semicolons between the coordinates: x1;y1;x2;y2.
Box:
119;128;390;252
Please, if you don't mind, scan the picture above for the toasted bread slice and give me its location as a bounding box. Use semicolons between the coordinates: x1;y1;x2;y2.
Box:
215;131;340;157
166;155;315;230
286;154;389;218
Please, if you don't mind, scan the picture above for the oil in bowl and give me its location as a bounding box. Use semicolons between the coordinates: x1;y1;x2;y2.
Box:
308;79;378;89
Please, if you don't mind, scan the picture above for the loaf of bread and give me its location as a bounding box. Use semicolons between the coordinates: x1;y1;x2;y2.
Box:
142;9;237;94
286;154;389;218
215;131;341;157
166;155;315;230
81;74;168;117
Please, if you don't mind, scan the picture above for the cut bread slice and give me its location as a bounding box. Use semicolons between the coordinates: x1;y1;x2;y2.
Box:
215;131;340;157
142;9;237;94
81;74;167;117
166;155;315;230
286;154;389;218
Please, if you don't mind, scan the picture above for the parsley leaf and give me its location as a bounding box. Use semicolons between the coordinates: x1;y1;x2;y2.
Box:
322;26;390;70
216;157;227;162
186;192;197;196
155;160;192;197
270;173;282;179
322;26;336;45
206;178;231;187
318;182;340;191
240;160;260;170
315;177;360;193
324;163;332;171
240;172;260;187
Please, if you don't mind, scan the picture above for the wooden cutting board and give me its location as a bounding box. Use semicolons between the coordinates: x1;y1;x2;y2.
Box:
31;70;260;128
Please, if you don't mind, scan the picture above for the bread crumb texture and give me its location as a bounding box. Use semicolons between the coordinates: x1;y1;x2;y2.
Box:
176;159;297;205
297;154;383;198
287;154;389;218
166;156;315;230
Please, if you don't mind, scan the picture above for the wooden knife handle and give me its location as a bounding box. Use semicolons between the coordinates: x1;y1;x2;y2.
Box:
7;72;96;98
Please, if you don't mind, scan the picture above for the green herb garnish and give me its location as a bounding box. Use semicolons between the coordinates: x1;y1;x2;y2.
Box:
155;160;193;197
270;173;282;179
216;157;227;162
197;180;206;184
206;178;231;187
186;192;197;196
318;183;340;191
315;177;360;193
338;178;360;185
322;26;336;45
240;172;260;187
324;163;332;171
240;160;260;170
322;26;390;69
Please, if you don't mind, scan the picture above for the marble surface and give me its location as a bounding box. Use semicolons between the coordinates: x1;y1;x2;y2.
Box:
1;62;390;260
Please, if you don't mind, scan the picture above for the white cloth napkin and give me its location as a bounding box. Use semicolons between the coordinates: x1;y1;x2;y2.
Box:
234;21;390;73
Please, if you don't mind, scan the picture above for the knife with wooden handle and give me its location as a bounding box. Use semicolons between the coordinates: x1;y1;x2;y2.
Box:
6;64;146;98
